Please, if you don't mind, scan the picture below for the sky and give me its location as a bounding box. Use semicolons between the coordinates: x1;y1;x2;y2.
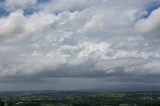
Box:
0;0;160;91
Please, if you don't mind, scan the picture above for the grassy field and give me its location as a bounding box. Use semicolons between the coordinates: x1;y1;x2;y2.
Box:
0;91;160;106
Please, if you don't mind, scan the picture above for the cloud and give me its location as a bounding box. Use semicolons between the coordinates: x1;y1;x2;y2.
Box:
3;0;37;11
0;10;57;43
135;7;160;35
0;0;160;91
111;41;144;51
37;0;101;13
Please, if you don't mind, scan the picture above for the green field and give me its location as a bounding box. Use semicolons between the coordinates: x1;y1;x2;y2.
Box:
0;91;160;106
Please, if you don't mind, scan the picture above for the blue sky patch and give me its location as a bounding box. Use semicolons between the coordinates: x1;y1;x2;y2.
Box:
24;8;37;16
0;7;9;16
37;0;51;3
143;2;160;18
0;0;5;3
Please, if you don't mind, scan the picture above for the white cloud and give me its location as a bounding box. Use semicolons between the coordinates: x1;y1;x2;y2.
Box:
135;7;160;35
0;0;160;91
4;0;37;11
111;41;143;51
0;10;25;41
0;10;57;43
38;0;101;12
125;60;160;75
94;58;145;72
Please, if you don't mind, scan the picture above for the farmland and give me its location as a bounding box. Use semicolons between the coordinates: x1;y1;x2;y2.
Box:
0;91;160;106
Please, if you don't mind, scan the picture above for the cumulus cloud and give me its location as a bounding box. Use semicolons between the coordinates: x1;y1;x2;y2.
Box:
135;7;160;35
0;0;160;91
0;10;57;42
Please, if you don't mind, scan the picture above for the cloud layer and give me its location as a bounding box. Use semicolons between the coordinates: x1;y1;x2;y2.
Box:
0;0;160;91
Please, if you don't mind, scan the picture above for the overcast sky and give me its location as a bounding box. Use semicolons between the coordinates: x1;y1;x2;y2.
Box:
0;0;160;91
